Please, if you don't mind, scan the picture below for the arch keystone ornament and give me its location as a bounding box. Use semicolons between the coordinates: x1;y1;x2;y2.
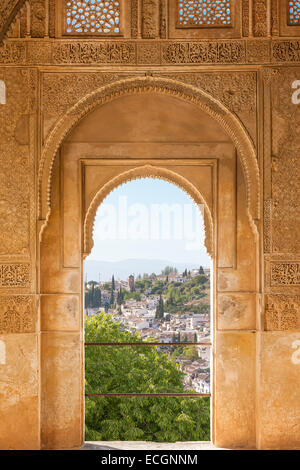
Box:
38;76;260;237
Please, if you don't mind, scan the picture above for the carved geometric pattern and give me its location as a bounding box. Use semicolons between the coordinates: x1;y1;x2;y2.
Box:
0;295;36;333
265;295;300;331
271;263;300;286
64;0;120;35
288;1;300;25
0;264;30;288
177;1;231;27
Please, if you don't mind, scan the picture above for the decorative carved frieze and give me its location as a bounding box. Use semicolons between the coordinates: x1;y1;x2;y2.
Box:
27;40;52;64
0;264;30;288
53;41;136;64
265;295;300;330
271;263;300;286
1;38;300;65
162;41;245;64
247;40;270;63
137;42;161;63
0;42;26;63
272;41;300;62
0;295;36;333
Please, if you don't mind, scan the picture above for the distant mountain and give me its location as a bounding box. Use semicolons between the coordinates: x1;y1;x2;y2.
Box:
84;259;209;282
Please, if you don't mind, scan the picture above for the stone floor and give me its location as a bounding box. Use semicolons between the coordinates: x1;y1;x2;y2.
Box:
84;441;225;450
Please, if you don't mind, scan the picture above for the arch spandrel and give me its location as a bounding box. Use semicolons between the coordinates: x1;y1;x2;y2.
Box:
38;76;260;238
83;164;214;259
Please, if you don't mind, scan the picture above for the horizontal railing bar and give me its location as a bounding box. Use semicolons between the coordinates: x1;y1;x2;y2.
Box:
85;342;212;347
85;393;211;397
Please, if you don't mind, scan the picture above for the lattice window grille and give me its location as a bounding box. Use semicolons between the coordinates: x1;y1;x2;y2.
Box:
288;1;300;25
65;0;120;34
177;1;231;27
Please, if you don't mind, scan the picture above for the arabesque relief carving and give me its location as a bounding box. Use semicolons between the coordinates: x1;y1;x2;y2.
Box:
162;71;257;143
253;0;268;37
53;41;136;64
0;68;36;257
31;0;46;38
270;67;300;254
263;199;272;253
42;71;127;137
265;295;300;330
162;41;245;64
142;0;159;39
0;295;36;333
0;264;30;288
271;263;300;286
1;38;300;66
272;40;300;62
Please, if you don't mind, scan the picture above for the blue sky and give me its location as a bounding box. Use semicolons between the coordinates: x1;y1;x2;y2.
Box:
87;178;211;267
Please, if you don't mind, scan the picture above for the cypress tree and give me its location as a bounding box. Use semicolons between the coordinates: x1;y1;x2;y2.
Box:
112;275;115;291
155;295;164;320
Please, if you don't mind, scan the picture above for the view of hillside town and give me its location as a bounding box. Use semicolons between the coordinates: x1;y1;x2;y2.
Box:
85;266;211;395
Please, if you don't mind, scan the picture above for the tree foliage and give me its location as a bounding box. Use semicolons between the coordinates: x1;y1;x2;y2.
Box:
85;314;210;442
161;266;178;275
155;294;164;320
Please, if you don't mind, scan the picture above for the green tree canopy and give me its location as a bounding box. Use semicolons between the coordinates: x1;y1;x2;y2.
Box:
85;313;210;442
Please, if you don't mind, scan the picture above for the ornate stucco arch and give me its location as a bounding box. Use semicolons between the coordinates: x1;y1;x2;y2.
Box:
83;164;214;258
38;75;260;234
